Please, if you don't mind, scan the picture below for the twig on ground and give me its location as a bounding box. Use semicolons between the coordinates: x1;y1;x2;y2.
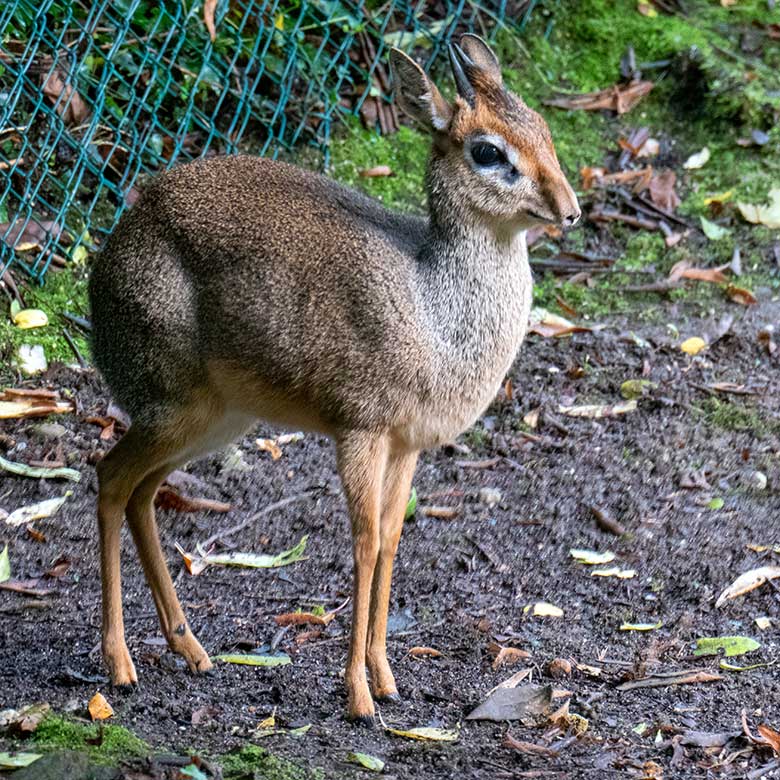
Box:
200;487;327;550
62;327;87;368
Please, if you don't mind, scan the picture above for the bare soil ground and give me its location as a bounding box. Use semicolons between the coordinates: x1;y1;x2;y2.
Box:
1;300;779;779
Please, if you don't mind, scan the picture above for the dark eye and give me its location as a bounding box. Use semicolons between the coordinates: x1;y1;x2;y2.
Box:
471;142;503;166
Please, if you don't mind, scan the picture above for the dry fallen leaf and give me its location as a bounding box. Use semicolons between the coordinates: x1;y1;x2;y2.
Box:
528;307;591;338
6;493;71;527
11;309;48;329
580;166;653;192
668;259;727;284
523;407;541;429
570;548;616;565
620;621;662;631
558;400;637;419
757;724;780;755
680;337;706;356
591;567;636;579
726;284;757;306
617;670;722;691
409;646;443;658
704;190;734;207
716;566;780;607
203;0;217;40
274;610;336;627
381;715;459;741
177;535;308;576
1;703;51;735
683;147;710;170
256;432;304;460
649;170;681;212
502;734;557;756
359;165;393;178
41;63;90;125
155;485;230;514
88;692;114;721
0;388;74;420
420;505;460;519
737;188;780;229
545;80;654;115
491;645;531;670
529;602;564;618
466;684;553;723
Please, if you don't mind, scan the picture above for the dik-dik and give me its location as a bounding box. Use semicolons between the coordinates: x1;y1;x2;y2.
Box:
89;35;579;723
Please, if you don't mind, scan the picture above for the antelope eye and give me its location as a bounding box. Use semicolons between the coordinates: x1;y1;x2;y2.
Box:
471;142;502;166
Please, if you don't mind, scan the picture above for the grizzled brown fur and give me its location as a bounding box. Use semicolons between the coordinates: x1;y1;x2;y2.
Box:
88;35;579;723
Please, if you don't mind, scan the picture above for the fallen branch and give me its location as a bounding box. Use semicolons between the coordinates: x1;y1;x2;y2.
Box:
589;206;660;231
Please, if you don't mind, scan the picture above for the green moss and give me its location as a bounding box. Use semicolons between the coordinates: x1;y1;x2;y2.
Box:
326;120;428;213
221;744;324;780
0;263;90;377
623;232;666;271
696;397;775;435
32;715;148;766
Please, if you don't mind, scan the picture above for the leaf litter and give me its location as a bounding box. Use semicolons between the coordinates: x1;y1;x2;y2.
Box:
0;387;74;419
693;636;760;658
212;653;291;667
6;493;71;527
716;566;780;607
176;535;308;576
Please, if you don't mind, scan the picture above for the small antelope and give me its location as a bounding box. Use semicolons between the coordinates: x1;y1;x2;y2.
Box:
89;36;579;723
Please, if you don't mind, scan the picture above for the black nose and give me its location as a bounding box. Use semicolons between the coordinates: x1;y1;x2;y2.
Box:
562;209;581;228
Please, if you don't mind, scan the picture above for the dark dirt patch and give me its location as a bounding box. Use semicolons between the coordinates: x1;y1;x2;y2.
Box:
1;302;779;780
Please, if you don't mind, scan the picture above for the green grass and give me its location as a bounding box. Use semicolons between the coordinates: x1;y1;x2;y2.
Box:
0;263;90;378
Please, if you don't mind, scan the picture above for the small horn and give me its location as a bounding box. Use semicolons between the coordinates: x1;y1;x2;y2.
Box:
448;42;476;106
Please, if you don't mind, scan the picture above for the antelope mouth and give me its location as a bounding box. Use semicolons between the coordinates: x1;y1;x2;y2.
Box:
526;209;555;224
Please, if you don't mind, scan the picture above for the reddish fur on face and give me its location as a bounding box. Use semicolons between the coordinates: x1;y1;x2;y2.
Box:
445;77;578;225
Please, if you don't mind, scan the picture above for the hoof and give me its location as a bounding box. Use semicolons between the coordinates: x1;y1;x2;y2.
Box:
375;691;401;704
192;655;214;675
349;713;376;729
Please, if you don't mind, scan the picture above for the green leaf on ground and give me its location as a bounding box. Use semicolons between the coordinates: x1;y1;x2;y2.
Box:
179;535;309;575
719;660;768;672
405;487;417;519
700;216;730;241
708;497;724;510
0;455;80;482
347;752;385;772
620;379;656;400
212;653;291;667
694;636;760;658
0;753;43;769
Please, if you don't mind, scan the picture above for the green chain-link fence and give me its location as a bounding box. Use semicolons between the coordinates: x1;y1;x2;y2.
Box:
0;0;532;284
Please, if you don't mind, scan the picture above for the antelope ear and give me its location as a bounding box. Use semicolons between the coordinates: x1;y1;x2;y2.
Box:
459;34;503;87
389;48;452;132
